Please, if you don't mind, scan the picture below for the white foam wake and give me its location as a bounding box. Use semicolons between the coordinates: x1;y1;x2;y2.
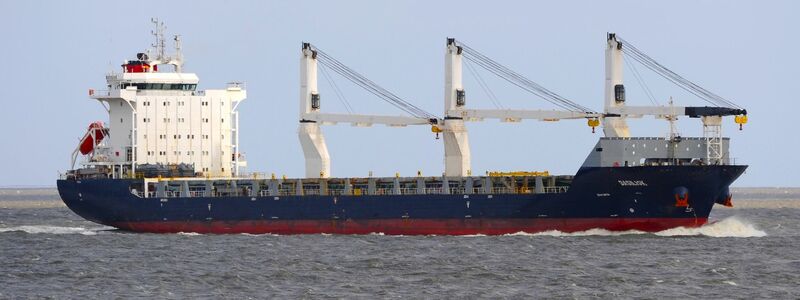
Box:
0;225;103;235
654;217;766;237
520;228;648;237
177;232;202;236
504;217;766;238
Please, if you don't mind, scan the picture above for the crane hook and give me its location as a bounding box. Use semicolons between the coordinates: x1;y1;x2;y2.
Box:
734;115;748;131
587;118;600;133
431;125;443;140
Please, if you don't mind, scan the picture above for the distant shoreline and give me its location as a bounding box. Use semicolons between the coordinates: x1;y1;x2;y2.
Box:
0;186;56;189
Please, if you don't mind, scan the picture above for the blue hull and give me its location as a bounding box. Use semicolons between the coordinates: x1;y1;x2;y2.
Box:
56;165;746;234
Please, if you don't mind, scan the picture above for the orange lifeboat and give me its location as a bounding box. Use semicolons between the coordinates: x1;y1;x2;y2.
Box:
79;122;106;155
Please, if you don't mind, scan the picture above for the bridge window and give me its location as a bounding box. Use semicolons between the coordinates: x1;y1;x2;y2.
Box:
120;83;197;91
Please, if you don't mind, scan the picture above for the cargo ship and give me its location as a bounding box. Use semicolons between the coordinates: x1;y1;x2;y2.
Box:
57;20;749;235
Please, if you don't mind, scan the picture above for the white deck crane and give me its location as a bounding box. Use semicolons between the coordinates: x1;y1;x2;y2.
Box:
298;43;438;178
298;35;748;178
603;33;629;137
440;35;747;173
439;38;602;176
602;34;747;129
441;40;471;177
601;33;747;163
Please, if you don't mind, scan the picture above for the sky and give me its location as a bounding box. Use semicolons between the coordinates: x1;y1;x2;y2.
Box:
0;0;797;187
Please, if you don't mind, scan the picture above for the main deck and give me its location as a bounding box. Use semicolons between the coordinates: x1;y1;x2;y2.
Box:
127;173;573;199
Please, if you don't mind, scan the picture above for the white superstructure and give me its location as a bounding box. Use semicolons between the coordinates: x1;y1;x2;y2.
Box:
78;19;246;178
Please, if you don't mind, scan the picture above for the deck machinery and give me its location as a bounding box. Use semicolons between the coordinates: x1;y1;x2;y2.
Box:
58;23;748;235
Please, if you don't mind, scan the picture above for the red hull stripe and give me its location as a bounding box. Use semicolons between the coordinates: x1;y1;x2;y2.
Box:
112;218;708;235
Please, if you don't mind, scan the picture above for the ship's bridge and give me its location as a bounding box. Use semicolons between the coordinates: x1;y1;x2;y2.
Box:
90;71;203;99
108;72;199;92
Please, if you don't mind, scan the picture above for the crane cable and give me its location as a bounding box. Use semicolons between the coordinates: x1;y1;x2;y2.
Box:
624;56;659;106
455;40;596;113
319;63;355;113
464;59;504;109
309;44;438;120
616;37;742;109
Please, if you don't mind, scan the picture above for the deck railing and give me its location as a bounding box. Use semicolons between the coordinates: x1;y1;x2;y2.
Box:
134;183;569;199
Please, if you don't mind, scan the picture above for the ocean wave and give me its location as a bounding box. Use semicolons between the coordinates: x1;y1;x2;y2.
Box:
0;200;65;209
503;217;766;238
722;199;800;209
0;225;103;235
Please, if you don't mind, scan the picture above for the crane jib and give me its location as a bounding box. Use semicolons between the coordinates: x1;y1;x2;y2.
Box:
684;107;747;118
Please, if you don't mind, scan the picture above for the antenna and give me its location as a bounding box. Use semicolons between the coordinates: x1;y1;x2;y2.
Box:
147;18;184;72
667;97;680;140
173;34;183;72
150;18;167;62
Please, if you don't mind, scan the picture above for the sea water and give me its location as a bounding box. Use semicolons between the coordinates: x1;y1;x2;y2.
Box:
0;188;797;298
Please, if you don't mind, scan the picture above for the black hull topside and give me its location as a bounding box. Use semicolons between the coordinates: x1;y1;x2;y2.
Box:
57;165;747;235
